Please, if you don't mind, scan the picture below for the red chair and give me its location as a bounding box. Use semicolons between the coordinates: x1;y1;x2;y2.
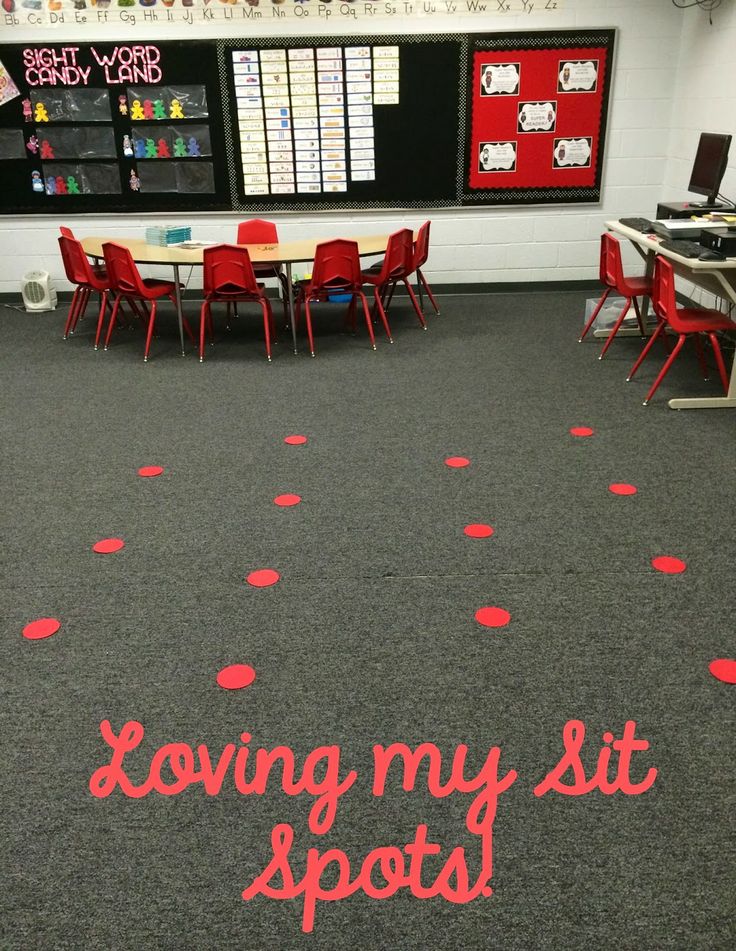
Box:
361;228;426;334
57;234;111;346
409;220;440;317
236;218;289;301
579;232;651;358
59;226;74;238
199;244;275;362
627;255;736;405
296;239;376;356
102;242;193;362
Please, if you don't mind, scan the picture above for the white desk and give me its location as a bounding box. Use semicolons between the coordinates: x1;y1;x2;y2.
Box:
606;220;736;410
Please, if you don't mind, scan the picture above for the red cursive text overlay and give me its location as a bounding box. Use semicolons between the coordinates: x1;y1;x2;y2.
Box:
89;718;657;932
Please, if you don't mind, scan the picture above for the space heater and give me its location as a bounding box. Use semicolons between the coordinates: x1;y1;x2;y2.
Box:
21;271;58;312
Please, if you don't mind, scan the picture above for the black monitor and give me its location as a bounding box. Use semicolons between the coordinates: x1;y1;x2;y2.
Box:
687;132;732;206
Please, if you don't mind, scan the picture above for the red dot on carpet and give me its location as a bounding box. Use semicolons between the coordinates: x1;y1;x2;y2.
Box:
246;569;281;588
609;483;637;496
709;659;736;684
284;435;307;445
22;618;60;640
570;426;594;437
464;523;494;538
652;555;687;574
93;538;125;554
217;664;256;690
274;494;301;507
138;465;164;477
445;456;470;468
475;606;511;628
482;886;493;898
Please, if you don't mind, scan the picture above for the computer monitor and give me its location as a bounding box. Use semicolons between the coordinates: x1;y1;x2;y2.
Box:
687;132;732;207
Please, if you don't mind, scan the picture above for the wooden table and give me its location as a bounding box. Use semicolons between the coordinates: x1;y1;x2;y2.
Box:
606;220;736;410
81;234;391;356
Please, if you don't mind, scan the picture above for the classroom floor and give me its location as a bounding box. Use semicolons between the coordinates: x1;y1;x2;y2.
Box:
1;291;734;951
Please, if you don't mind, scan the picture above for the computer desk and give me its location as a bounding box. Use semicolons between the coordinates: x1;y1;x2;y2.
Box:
606;220;736;410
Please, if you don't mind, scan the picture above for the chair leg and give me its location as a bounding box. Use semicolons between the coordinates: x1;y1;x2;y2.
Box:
63;287;81;339
373;289;393;343
708;332;730;393
144;301;157;362
261;300;272;362
383;280;397;311
359;292;377;350
417;268;440;315
103;295;123;350
643;334;686;405
70;287;90;334
404;279;427;330
631;295;646;336
305;298;316;357
693;334;709;380
579;288;611;343
627;320;665;381
94;291;108;350
599;297;632;359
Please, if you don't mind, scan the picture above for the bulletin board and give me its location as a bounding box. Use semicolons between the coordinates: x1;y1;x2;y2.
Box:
0;30;614;215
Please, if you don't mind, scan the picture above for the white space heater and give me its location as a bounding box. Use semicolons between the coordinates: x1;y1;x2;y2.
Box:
21;271;58;312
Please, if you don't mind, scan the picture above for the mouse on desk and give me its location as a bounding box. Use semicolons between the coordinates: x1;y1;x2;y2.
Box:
699;250;726;261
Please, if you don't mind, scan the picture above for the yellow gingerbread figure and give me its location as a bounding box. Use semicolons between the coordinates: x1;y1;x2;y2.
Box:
169;98;184;120
34;102;49;123
130;99;146;121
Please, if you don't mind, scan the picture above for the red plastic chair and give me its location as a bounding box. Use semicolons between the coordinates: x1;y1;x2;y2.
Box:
627;255;736;405
579;232;651;357
102;242;193;362
199;244;275;362
296;239;376;356
236;218;289;300
361;228;426;334
409;221;440;317
58;234;111;346
59;226;74;238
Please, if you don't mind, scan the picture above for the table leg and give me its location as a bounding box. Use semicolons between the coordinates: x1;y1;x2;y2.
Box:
173;264;185;356
285;262;298;354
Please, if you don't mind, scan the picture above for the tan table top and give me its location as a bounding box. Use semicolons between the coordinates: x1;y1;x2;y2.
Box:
81;234;392;266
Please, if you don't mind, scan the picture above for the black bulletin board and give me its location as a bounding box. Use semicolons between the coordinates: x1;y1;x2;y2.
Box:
0;30;614;216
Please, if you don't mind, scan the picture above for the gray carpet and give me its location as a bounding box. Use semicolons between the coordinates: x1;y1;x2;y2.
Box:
1;291;734;951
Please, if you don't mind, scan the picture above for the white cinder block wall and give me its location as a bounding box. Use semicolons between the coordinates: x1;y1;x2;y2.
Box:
1;0;734;296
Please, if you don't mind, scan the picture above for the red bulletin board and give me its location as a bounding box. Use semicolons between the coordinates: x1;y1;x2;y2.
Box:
464;31;614;205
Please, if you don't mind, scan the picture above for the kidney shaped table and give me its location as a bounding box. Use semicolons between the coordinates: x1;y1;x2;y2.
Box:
81;235;392;356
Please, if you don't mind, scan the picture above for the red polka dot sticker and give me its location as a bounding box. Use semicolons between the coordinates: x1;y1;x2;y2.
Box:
216;664;257;691
609;483;638;496
138;465;164;478
464;524;494;538
569;426;595;437
651;556;687;575
22;617;60;640
274;494;302;507
92;538;125;554
475;606;511;628
246;569;281;588
284;435;308;446
445;456;470;468
709;659;736;684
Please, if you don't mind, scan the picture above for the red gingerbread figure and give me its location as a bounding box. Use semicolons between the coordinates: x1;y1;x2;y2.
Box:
40;140;55;159
143;99;154;120
156;138;171;159
55;176;68;195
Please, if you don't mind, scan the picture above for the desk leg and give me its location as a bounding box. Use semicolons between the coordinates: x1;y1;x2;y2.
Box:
173;265;185;356
285;263;298;355
668;355;736;409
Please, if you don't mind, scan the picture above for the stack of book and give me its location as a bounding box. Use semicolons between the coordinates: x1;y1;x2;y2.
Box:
145;226;192;246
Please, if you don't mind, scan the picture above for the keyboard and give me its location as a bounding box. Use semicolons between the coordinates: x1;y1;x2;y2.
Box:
619;217;656;233
657;239;706;259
